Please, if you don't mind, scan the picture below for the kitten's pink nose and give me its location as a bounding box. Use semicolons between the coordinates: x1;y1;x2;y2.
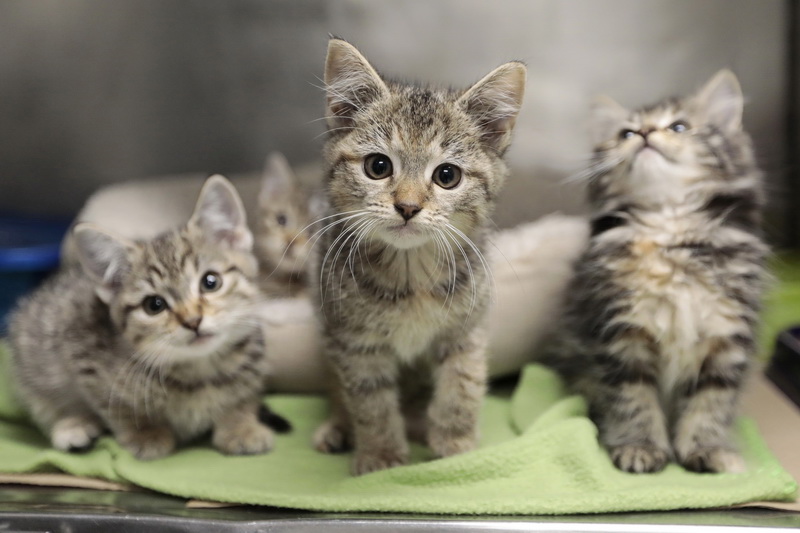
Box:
394;203;421;221
639;127;655;139
181;315;203;332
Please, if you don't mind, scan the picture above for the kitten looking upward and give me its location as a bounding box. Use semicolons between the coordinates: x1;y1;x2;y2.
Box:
9;176;285;459
312;38;526;475
549;70;767;474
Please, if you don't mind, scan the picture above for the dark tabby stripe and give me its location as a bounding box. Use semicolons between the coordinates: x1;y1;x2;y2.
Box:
594;353;657;386
590;213;628;237
702;191;761;232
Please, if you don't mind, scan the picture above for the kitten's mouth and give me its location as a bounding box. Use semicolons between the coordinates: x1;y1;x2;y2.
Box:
189;332;215;345
636;143;670;161
382;221;430;249
390;222;418;231
388;222;425;239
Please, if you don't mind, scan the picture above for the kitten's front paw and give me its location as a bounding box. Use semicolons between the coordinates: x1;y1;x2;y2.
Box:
610;444;670;473
428;430;477;458
213;421;274;455
680;447;746;473
313;419;352;454
51;416;103;452
118;427;176;460
352;448;408;476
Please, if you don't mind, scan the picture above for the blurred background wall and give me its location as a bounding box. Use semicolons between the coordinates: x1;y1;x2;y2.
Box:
0;0;793;244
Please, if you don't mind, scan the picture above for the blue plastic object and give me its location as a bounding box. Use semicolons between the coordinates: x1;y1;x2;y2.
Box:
0;215;70;333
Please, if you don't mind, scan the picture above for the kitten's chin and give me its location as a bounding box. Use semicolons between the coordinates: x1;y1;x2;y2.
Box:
377;225;430;250
628;151;705;205
154;330;245;363
189;333;216;347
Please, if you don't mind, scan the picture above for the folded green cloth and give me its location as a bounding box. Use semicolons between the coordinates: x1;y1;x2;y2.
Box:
0;342;795;515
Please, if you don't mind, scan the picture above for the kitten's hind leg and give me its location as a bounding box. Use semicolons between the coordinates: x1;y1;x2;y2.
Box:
313;417;353;453
672;337;750;473
19;390;104;453
313;382;353;453
213;400;274;455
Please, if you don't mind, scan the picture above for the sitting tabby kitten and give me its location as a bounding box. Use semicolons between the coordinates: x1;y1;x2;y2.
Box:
312;38;526;475
254;152;323;298
9;176;284;459
549;70;767;474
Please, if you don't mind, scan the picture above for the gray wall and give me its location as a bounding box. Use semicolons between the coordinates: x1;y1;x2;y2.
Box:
0;0;790;238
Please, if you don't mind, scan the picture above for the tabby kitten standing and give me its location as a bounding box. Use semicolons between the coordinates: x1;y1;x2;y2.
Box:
10;176;283;459
254;152;323;298
312;38;526;475
549;70;767;474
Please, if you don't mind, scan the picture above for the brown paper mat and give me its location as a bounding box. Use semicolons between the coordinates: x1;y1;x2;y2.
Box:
0;472;134;492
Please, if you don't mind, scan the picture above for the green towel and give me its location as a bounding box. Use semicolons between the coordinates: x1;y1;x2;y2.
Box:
761;252;800;359
0;344;795;514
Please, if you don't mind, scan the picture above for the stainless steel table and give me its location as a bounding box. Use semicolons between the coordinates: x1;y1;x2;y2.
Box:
1;486;799;532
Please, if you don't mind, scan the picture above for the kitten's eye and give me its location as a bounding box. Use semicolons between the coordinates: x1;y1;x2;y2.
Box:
668;120;689;133
363;154;393;180
200;271;222;293
276;213;287;226
432;163;462;190
142;295;168;316
619;129;637;140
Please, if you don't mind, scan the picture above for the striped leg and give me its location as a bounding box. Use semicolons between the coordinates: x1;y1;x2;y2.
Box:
427;335;487;458
329;342;408;476
672;336;751;473
586;331;670;473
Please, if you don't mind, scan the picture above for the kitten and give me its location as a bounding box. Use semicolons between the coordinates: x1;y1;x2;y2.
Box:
253;152;323;298
548;70;767;474
312;38;526;475
9;176;285;459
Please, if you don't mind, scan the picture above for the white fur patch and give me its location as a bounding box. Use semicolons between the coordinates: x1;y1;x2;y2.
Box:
51;417;101;451
611;210;745;392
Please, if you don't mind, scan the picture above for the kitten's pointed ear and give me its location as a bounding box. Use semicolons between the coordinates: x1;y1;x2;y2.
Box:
458;61;527;153
73;223;134;302
693;69;743;132
260;152;294;203
589;95;629;145
324;38;389;130
190;175;253;252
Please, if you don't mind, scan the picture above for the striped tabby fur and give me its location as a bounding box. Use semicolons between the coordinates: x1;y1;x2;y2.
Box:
9;176;281;459
549;70;768;474
312;38;526;475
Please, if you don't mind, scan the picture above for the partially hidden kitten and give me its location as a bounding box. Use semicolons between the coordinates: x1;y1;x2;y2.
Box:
547;70;767;474
9;175;286;459
253;152;323;298
312;38;526;475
